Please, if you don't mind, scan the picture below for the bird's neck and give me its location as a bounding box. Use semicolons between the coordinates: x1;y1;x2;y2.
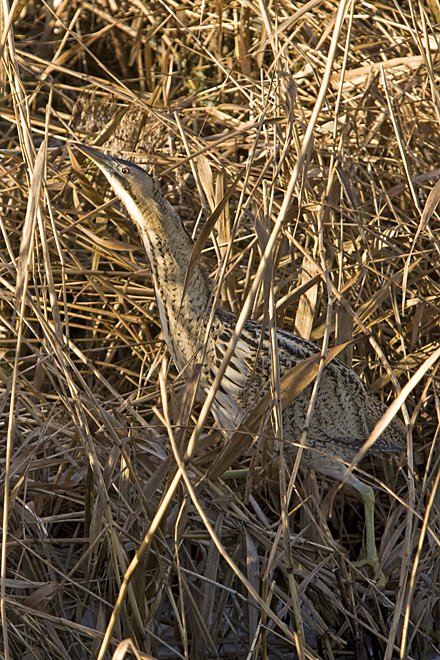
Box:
136;213;211;370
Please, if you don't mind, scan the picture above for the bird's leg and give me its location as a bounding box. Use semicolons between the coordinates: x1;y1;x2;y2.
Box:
350;476;387;587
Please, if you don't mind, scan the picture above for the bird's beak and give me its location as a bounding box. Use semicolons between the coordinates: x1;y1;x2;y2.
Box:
74;143;114;172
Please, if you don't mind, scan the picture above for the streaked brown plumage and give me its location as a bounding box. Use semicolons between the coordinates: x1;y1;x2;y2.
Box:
76;143;406;583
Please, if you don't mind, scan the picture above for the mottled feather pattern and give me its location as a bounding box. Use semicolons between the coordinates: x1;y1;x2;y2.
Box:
78;144;407;576
77;146;406;463
205;306;406;458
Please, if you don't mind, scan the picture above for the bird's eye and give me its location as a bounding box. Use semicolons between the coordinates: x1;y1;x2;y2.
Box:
121;167;129;175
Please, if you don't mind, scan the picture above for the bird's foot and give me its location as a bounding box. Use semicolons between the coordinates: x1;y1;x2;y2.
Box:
354;556;387;588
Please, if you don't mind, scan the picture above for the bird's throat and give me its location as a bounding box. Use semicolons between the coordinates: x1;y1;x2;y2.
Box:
139;225;211;372
109;170;212;370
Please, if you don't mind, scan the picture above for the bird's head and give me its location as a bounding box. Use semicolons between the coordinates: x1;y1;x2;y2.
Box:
76;142;155;192
74;143;179;238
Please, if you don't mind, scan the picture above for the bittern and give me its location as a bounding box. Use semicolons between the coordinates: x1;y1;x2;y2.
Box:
76;143;406;583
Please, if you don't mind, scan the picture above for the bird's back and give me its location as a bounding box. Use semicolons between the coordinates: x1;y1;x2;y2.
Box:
204;306;406;456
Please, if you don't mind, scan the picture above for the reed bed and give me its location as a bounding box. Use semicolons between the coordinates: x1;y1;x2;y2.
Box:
1;0;440;658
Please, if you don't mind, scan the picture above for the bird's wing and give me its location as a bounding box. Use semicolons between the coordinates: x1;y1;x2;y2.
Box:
274;327;406;451
265;328;373;446
210;308;405;450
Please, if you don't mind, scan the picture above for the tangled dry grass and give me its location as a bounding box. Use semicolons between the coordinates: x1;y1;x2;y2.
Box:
1;0;440;658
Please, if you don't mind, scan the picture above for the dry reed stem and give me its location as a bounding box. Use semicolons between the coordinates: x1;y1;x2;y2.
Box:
0;0;440;659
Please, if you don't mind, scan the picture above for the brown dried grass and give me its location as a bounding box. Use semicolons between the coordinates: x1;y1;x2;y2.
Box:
1;1;440;659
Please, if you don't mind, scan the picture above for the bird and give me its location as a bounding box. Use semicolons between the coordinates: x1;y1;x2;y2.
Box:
75;143;406;584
